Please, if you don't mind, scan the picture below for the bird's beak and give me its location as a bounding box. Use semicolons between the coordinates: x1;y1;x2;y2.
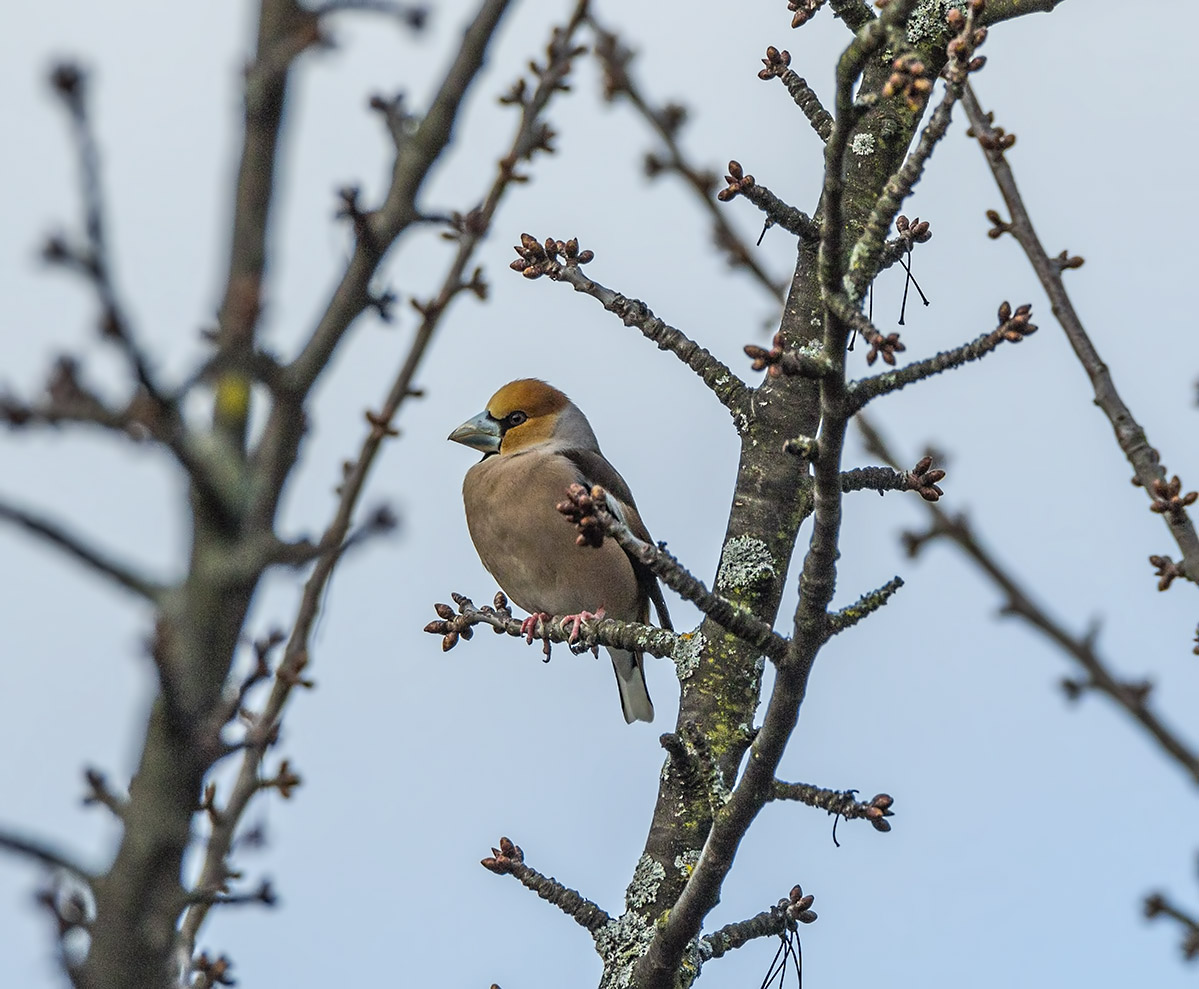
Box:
448;411;502;453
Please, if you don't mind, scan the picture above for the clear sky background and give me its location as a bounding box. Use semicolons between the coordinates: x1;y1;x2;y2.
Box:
2;1;1197;986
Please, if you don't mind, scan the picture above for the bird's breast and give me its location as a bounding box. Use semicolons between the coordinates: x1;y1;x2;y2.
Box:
462;451;640;620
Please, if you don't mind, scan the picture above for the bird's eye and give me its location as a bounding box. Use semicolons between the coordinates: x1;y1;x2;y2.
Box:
505;411;528;427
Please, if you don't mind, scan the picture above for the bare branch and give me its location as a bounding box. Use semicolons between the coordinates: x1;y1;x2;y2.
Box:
757;47;832;142
0;827;92;881
858;413;1199;787
510;237;750;418
481;836;611;937
717;160;819;240
770;782;894;833
1145;891;1199;962
589;17;787;298
845;2;988;302
0;496;164;602
963;83;1199;584
424;591;680;660
846;301;1037;413
178;3;579;959
700;885;816;960
839;458;944;500
825;575;905;636
557;484;789;663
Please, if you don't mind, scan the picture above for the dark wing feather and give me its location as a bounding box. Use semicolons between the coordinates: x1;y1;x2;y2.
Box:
562;448;673;631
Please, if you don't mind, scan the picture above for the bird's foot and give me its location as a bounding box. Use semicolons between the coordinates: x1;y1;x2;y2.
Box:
520;612;553;645
561;608;605;645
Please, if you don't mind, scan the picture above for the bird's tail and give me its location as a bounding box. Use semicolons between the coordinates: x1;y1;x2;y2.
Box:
609;648;654;724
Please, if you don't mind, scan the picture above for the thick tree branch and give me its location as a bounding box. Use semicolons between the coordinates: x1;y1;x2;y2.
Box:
178;4;580;959
963;83;1199;585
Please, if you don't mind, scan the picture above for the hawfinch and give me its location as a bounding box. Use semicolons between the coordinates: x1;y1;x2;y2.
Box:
449;379;672;723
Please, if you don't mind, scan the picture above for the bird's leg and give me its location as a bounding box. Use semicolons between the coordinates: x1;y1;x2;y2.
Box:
560;608;605;645
520;612;553;645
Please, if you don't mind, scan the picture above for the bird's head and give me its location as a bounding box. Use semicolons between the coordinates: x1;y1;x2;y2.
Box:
448;378;599;456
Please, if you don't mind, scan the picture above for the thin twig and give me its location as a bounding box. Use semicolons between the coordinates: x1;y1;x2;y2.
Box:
481;837;611;937
962;83;1199;584
858;413;1199;787
589;17;786;298
512;248;750;419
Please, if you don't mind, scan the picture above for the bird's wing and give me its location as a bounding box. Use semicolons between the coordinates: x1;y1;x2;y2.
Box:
561;448;673;631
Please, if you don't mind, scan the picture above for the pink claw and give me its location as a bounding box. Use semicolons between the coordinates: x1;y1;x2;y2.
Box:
520;612;552;644
561;608;605;644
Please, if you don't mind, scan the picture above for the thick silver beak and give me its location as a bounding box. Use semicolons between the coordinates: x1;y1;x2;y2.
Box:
448;411;502;453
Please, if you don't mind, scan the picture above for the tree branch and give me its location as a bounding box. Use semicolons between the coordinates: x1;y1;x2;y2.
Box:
588;17;787;298
557;484;789;663
424;591;680;660
481;836;611;937
0;497;163;602
0;827;92;881
510;240;750;420
825;575;904;636
845;301;1037;413
962;83;1199;585
858;413;1199;787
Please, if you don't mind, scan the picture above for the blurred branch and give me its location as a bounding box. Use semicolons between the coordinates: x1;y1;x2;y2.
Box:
0;496;164;602
0;828;91;881
179;1;583;959
1145;889;1199;962
858;412;1199;787
589;17;787;297
963;83;1199;585
46;65;167;408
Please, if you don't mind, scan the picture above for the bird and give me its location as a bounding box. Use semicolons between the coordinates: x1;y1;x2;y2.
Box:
448;378;672;723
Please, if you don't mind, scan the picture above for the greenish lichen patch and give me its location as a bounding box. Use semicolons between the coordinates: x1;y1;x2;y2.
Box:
672;630;705;681
596;911;658;989
851;133;876;156
674;849;701;877
906;0;953;46
715;535;776;595
626;854;666;910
